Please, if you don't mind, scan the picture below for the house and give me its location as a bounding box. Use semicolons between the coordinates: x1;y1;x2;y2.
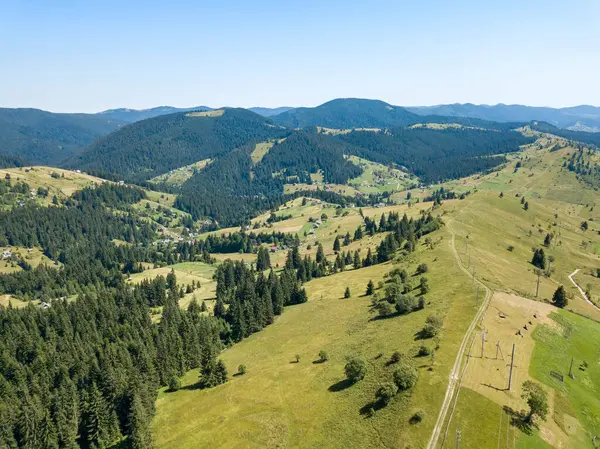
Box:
2;249;11;259
119;180;125;185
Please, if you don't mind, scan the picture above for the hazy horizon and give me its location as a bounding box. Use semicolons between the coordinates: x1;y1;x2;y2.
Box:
1;0;599;113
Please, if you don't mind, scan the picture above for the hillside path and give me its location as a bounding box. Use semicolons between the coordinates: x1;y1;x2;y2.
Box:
426;220;493;449
568;269;600;312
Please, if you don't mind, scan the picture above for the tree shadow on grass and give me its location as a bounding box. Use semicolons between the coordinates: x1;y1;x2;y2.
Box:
503;405;535;435
328;378;353;392
359;400;386;418
414;329;432;341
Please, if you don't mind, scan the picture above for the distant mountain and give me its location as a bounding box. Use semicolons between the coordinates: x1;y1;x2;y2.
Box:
248;107;294;117
70;108;288;182
98;105;213;123
271;98;421;129
0;108;125;165
529;121;600;147
407;103;600;132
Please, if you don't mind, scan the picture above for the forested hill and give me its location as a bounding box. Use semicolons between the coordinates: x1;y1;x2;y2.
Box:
530;121;600;147
98;105;213;122
175;127;532;225
270;98;524;131
271;98;421;129
0;108;125;165
408;103;600;132
69;108;289;182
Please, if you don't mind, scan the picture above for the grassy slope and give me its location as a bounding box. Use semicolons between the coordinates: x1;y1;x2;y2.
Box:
152;225;480;448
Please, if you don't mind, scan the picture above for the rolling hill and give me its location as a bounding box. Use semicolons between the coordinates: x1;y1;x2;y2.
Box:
97;105;213;123
271;98;422;129
70;108;288;182
0;108;125;165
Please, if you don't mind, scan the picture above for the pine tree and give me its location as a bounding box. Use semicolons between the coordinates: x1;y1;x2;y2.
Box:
316;243;325;263
366;280;375;296
344;287;351;298
353;251;361;269
333;236;341;252
552;285;568;308
343;232;351;246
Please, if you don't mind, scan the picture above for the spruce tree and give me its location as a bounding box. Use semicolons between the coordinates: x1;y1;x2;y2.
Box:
366;280;375;296
128;392;153;449
552;285;568;308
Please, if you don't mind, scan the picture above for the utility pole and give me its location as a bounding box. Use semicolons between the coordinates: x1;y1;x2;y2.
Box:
456;429;461;449
472;267;475;284
481;330;487;358
495;341;504;360
475;284;479;307
468;251;470;268
536;269;541;297
508;344;516;390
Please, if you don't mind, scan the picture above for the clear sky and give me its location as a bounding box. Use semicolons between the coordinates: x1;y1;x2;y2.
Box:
1;0;599;112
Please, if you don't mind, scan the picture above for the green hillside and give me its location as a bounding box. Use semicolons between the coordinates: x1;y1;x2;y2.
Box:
69;108;288;182
0;108;124;165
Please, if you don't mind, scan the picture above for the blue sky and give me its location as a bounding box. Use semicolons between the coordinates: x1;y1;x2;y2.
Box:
1;0;599;112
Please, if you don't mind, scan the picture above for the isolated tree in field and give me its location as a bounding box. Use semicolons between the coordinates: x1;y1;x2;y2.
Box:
333;236;341;252
524;201;529;211
295;354;300;363
345;357;366;383
521;196;525;204
366;280;375;296
543;233;553;248
552;285;568;308
581;221;589;231
237;364;246;375
318;350;329;362
531;248;546;269
521;381;548;424
393;361;419;390
344;286;351;298
416;263;428;275
421;314;443;338
376;382;398;406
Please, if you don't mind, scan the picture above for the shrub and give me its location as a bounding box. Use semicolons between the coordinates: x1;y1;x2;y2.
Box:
344;287;351;298
393;361;419;391
421;314;443;338
345;357;367;383
318;350;329;362
167;375;182;392
390;351;402;364
418;345;432;357
237;364;247;375
416;263;428;274
378;301;393;317
396;295;419;314
411;410;425;424
376;382;398;406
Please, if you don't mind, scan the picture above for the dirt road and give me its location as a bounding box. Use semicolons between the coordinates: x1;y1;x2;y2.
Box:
426;222;492;449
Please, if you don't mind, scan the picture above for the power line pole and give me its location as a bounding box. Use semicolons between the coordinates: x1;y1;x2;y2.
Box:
508;343;516;390
480;330;487;358
472;266;475;284
495;341;504;360
475;284;479;307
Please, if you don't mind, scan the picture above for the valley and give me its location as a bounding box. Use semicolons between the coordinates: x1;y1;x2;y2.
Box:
2;100;600;449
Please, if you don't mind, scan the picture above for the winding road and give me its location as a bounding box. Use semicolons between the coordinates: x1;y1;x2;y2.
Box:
426;222;493;449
